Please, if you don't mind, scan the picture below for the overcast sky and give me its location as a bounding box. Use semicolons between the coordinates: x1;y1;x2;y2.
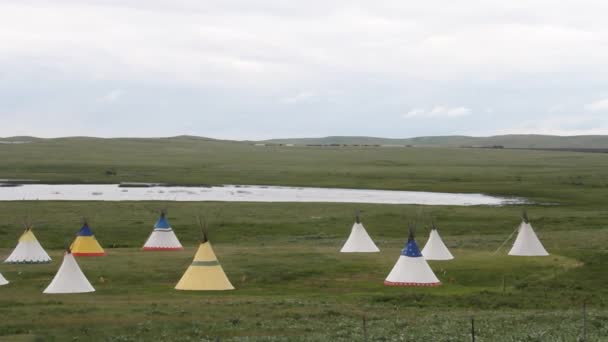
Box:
1;0;608;139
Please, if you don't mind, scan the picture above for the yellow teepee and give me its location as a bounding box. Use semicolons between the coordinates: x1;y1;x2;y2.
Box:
175;238;234;291
70;221;106;257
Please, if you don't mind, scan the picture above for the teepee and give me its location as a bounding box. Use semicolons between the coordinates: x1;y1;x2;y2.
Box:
421;223;454;260
70;219;106;256
340;211;380;253
175;218;234;291
44;247;95;294
143;210;183;250
4;221;52;264
385;226;441;287
0;272;8;286
508;212;549;256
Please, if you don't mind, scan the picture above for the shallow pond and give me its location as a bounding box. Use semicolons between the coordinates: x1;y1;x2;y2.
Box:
0;184;523;205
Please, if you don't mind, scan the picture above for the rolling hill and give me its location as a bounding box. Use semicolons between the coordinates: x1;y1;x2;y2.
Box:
262;134;608;148
4;134;608;149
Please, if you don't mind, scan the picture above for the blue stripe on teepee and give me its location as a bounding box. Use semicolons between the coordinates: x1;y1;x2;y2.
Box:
401;238;422;257
154;216;171;229
78;224;94;236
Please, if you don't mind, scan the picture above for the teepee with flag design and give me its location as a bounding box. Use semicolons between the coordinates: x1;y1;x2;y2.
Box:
44;246;95;294
385;225;441;287
70;219;106;256
340;210;380;253
4;221;52;264
175;218;234;291
143;210;183;250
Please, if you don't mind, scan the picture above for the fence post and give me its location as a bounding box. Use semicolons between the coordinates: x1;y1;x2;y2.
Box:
583;300;587;342
471;317;475;342
362;315;368;342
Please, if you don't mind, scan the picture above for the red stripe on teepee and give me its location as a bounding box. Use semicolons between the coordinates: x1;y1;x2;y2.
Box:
142;247;184;251
383;281;441;287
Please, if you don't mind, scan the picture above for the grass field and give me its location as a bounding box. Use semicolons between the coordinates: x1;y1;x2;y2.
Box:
0;138;607;341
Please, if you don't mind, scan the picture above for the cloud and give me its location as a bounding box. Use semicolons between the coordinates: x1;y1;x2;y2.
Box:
585;98;608;112
403;106;471;118
494;115;608;136
548;104;565;113
99;89;124;103
1;1;608;138
280;91;316;104
2;0;608;86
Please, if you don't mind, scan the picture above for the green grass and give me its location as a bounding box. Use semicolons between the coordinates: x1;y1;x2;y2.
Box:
0;138;607;340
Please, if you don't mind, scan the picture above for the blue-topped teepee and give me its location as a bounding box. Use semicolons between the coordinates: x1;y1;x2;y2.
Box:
77;224;94;236
70;219;106;256
384;225;440;287
154;213;171;230
402;233;422;257
143;210;183;251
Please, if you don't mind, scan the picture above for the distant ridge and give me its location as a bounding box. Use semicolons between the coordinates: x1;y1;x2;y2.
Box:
4;134;608;149
262;135;608;149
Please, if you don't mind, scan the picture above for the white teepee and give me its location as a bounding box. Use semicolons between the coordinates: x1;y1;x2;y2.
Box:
0;272;8;286
508;217;549;256
143;211;183;250
421;224;454;260
43;250;95;294
340;213;380;252
4;224;52;264
385;229;441;287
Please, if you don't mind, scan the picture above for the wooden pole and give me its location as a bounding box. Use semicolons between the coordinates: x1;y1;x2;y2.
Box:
362;315;368;342
583;300;587;342
471;317;475;342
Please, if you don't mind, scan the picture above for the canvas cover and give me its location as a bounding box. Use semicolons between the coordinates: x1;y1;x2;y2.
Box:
143;213;183;250
508;221;549;256
43;252;95;294
0;272;8;286
385;235;441;286
4;229;52;263
340;222;380;252
175;241;234;291
71;223;106;256
421;229;454;260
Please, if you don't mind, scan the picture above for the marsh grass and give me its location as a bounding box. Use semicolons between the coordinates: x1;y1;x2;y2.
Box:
0;139;607;340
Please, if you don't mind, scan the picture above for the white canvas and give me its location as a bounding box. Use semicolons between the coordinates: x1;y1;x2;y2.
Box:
385;255;441;286
0;272;8;286
143;230;183;249
44;253;95;294
5;238;52;263
508;221;549;256
340;222;380;252
421;229;454;260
